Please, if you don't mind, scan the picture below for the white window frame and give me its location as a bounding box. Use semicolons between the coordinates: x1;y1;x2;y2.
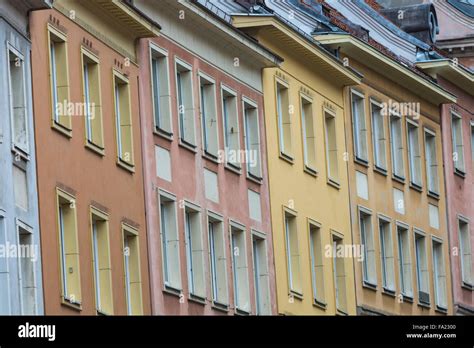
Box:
431;236;448;311
358;206;377;287
175;57;196;148
324;108;339;186
350;89;368;164
390;111;405;181
199;72;219;159
16;219;37;315
370;99;387;172
458;215;473;289
424;128;439;197
414;229;430;306
284;207;302;297
251;230;271;315
406;118;422;189
243;96;262;180
276;79;292;160
229;220;250;314
451;111;465;175
221;84;241;169
300;93;317;174
396;221;413;299
150;43;172;137
308;219;325;306
378;214;395;293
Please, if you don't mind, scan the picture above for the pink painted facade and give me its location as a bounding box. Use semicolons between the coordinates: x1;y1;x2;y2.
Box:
137;29;277;314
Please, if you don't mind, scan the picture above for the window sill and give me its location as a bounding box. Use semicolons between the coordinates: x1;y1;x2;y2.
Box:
327;178;340;190
154;127;173;141
202;151;220;165
61;298;82;311
96;309;112;316
427;191;440;200
402;294;414;303
304;165;318;178
11;146;30;162
279;152;294;165
417;301;431;309
461;282;474;291
392;174;405;185
52;122;72;138
362;281;378;291
289;290;303;301
188;294;207;306
178;139;197;154
354;157;369;168
435;305;448;314
373;165;388;176
409;182;423;193
235;308;251;316
224;162;242;175
117;159;135;174
313;298;327;310
163;285;182;298
246;173;263;185
336;308;348;316
454;168;465;179
85;141;105;157
211;301;229;312
382;287;396;297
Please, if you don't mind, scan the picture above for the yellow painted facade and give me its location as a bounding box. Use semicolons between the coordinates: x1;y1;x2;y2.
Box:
233;16;360;315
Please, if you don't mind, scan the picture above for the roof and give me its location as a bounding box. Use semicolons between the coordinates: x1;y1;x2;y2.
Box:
447;0;474;18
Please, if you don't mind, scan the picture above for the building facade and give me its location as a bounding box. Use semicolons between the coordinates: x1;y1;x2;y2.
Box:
29;0;159;315
213;0;362;315
0;0;50;315
134;0;280;315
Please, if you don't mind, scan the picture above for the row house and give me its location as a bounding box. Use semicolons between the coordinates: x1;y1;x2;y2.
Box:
133;0;281;315
0;0;51;315
29;0;160;314
316;0;455;315
213;0;363;315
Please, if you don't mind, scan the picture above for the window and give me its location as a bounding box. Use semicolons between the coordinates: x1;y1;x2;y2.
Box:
351;91;368;163
151;46;172;135
56;188;81;306
324;110;339;185
300;95;317;172
458;218;472;288
309;222;325;305
8;47;28;153
406;120;422;188
122;223;143;315
90;208;113;315
221;86;240;168
208;213;228;307
0;215;7;314
243;98;262;179
230;222;250;313
414;231;429;305
359;208;376;286
397;224;412;299
17;222;36;314
82;49;103;150
371;100;387;171
113;71;134;168
284;210;302;295
276;81;292;159
451;112;465;175
48;26;70;131
471;122;474;165
184;204;206;299
432;239;447;310
159;192;181;291
176;59;195;147
379;217;395;292
199;74;218;158
390;112;404;180
332;234;347;313
424;129;439;196
252;233;271;315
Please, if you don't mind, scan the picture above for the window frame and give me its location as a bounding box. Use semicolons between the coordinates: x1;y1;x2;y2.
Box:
414;228;430;306
396;221;413;300
378;214;395;294
358;206;377;288
16;219;37;315
122;222;143;315
458;215;473;289
307;218;326;308
370;98;387;174
451;111;465;176
229;219;250;314
175;57;196;149
331;230;347;315
389;110;405;182
243;96;262;181
423;127;439;198
251;230;271;315
221;83;241;171
431;236;448;312
300;92;318;175
406;118;422;190
198;72;219;160
350;89;369;165
275;78;293;161
283;206;302;298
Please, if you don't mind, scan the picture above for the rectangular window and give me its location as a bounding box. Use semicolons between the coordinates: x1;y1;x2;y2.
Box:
458;218;473;288
324;110;339;185
82;49;103;150
471;122;474;165
244;99;262;179
151;46;172;135
17;222;36;314
332;234;347;313
184;204;206;299
432;239;447;310
222;86;240;168
48;26;70;131
199;74;218;158
407;120;422;188
90;208;113;315
451;112;465;174
309;222;325;305
113;71;134;167
301;95;317;172
351;91;368;162
284;211;302;295
230;222;250;313
8;47;28;153
208;213;228;307
414;231;430;305
159;192;181;291
424;129;439;196
276;81;292;159
56;189;81;306
122;223;143;315
371;100;387;171
397;224;412;299
390;112;405;180
252;233;271;315
359;208;376;286
379;218;395;292
176;59;195;146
